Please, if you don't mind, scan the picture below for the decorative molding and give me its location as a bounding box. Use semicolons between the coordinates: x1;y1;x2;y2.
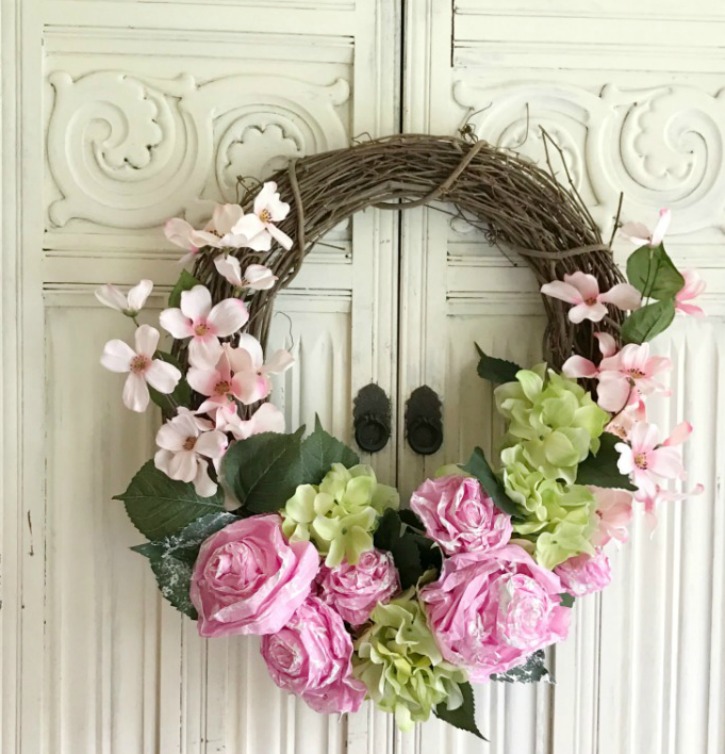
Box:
454;80;725;235
46;71;350;230
49;0;355;7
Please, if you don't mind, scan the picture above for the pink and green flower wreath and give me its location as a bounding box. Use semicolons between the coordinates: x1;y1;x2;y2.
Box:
100;135;704;739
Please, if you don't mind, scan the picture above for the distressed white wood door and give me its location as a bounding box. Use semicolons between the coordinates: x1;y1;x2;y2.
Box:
4;0;725;753
400;2;725;753
0;1;400;753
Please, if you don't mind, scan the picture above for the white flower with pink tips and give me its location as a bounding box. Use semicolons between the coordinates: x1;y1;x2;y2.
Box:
101;325;181;412
541;271;641;324
159;285;249;369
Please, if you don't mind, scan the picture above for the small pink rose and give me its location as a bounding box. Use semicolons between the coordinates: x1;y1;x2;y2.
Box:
555;550;612;597
190;514;318;637
260;596;366;714
317;548;400;626
410;475;512;555
420;545;570;680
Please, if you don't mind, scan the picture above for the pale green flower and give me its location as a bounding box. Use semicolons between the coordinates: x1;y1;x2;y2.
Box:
511;481;597;569
494;365;607;569
495;364;609;485
353;592;467;731
281;463;398;567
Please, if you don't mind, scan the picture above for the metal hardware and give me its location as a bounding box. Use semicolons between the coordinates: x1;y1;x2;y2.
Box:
405;385;443;455
353;383;391;453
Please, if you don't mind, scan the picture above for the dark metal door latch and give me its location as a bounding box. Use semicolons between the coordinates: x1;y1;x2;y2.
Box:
353;383;392;453
405;385;443;455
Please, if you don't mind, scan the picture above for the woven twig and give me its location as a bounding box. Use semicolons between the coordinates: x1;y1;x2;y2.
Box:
192;133;624;368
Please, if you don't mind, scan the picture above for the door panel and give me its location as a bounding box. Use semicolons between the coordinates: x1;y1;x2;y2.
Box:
401;1;725;753
2;1;399;752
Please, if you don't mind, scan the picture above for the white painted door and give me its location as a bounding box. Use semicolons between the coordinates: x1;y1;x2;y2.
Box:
3;1;724;753
401;2;725;753
1;2;399;753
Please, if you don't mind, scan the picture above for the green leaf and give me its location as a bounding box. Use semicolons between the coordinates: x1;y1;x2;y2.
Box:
221;428;306;514
560;592;576;608
575;433;636;490
114;460;226;541
148;351;192;415
626;244;684;301
491;650;549;684
298;415;359;485
131;512;237;619
434;682;486;740
398;508;426;531
621;299;676;345
461;447;520;516
149;555;197;619
475;344;522;384
131;510;237;563
168;269;201;309
374;509;429;589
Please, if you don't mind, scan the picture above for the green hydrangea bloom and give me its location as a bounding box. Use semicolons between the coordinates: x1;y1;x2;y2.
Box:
494;365;608;570
281;463;399;567
507;468;597;570
495;364;609;485
352;593;467;731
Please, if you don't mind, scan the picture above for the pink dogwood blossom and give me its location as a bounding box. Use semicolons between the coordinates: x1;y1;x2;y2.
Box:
564;341;670;414
95;279;153;316
223;402;286;440
620;208;671;248
675;270;706;317
596;343;671;412
635;482;705;526
214;255;277;291
562;331;618;380
590;486;633;547
164;204;257;263
187;345;255;420
605;399;646;441
154;409;228;497
232;182;293;252
231;334;295;406
541;272;641;324
101;324;181;412
615;422;686;496
159;285;249;368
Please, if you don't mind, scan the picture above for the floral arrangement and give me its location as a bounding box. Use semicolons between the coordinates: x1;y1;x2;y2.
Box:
100;184;704;738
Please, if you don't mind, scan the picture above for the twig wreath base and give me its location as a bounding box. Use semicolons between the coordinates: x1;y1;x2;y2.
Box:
193;133;625;367
99;131;701;739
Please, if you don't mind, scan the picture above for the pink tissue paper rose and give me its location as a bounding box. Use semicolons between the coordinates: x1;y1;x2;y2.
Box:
190;514;318;637
261;596;366;714
317;548;400;626
554;550;612;597
420;545;570;680
410;475;512;555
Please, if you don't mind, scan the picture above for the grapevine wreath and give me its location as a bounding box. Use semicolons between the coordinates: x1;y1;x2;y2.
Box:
99;134;705;738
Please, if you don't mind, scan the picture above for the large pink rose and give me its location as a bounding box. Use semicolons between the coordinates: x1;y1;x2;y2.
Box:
555;550;612;597
317;548;400;626
420;545;570;680
190;514;318;637
410;475;512;555
260;596;366;714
